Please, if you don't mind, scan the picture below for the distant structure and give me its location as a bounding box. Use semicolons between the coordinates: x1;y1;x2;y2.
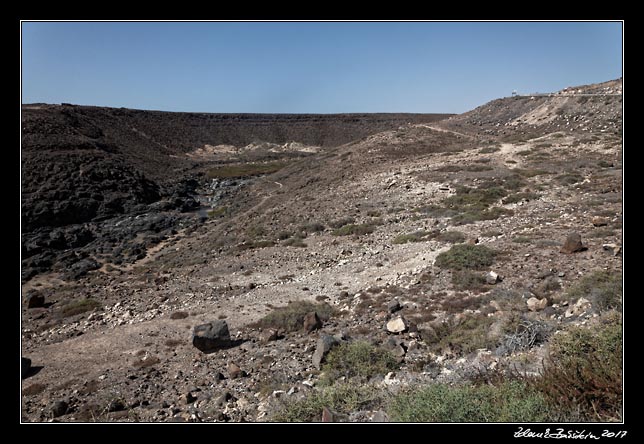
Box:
511;90;518;97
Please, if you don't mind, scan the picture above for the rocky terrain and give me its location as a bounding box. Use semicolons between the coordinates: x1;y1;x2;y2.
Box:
21;79;622;423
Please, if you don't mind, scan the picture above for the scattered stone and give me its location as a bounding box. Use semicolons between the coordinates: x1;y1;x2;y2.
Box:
22;357;31;378
322;407;334;422
387;299;402;313
526;297;548;312
371;410;389;422
312;335;340;369
192;320;231;353
438;184;450;191
259;328;278;343
50;400;68;418
602;244;621;256
386;315;409;334
591;216;609;227
180;393;197;405
560;233;586;254
303;312;322;333
485;271;501;285
227;362;242;379
27;293;45;309
565;297;592;318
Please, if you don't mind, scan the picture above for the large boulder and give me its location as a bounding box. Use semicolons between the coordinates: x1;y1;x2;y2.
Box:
386;316;409;334
192;320;231;352
303;312;322;333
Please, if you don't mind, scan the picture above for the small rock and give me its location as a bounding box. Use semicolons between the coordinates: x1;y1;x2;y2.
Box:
214;372;226;381
602;244;621;256
591;216;609;227
485;271;501;285
22;357;31;379
438;184;450;191
387;299;402;313
565;297;592;318
303;312;322;333
312;335;340;369
386;316;408;334
467;237;479;245
50;400;68;418
227;362;242;379
526;297;548;312
259;328;278;343
560;233;586;254
322;407;334;422
192;321;231;352
27;293;45;309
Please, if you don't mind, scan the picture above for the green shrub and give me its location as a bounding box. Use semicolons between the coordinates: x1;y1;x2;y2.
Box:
531;314;622;421
451;207;514;225
60;298;101;317
389;381;551;422
253;301;335;332
443;186;507;210
435;244;496;270
332;223;376;236
321;341;398;384
393;230;432;244
435;230;466;244
565;270;622;313
503;192;540;204
425;314;497;355
329;217;355;229
556;173;584;185
272;383;382;422
207;206;227;218
300;222;326;233
452;270;489;292
512;236;533;244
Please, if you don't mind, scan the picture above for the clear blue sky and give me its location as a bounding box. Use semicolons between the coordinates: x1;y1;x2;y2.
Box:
21;21;622;114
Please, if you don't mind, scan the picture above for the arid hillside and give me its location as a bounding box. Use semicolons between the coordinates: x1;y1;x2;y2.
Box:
21;79;622;423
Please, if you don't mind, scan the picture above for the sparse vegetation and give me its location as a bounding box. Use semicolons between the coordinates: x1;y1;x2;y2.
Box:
435;230;466;244
332;223;377;236
282;237;307;248
556;173;584;185
329;217;355;229
393;230;432;244
425;314;497;355
253;301;336;332
235;240;275;251
389;381;551;422
479;146;500;154
503;192;540;204
321;341;398;384
273;383;382;422
60;298;101;318
531;313;622;421
451;270;489;292
564;270;622;313
207;161;289;179
299;222;325;233
435;244;496;270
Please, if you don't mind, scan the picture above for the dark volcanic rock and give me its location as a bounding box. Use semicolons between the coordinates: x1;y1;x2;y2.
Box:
27;292;45;308
192;321;231;352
